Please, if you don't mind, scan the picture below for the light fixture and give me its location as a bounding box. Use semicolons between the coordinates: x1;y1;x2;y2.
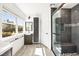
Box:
28;16;31;19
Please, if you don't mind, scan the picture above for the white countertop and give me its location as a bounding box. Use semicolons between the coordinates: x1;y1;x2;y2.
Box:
24;31;33;35
0;41;12;55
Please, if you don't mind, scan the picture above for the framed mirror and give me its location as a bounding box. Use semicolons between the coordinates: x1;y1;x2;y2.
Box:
25;22;33;32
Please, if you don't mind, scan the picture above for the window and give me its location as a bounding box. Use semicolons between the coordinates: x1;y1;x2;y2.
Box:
0;10;16;24
0;10;16;37
17;18;24;33
0;10;25;37
2;23;16;37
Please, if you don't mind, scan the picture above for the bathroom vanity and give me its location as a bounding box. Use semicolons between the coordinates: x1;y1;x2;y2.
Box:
24;34;33;44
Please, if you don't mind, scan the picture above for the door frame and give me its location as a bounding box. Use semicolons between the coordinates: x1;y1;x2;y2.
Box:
51;3;65;56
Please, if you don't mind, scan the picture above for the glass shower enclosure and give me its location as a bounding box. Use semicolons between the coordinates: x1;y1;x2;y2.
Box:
52;9;63;56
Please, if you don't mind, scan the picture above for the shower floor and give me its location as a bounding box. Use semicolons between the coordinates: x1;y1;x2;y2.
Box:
61;53;79;56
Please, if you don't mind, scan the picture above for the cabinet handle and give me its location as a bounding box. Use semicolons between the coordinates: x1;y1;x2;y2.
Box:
15;38;18;40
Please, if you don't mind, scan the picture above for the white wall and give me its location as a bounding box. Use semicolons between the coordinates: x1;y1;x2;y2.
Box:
16;3;51;49
40;4;51;49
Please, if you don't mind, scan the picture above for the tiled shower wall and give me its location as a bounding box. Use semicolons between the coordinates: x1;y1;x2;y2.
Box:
71;4;79;53
51;8;72;44
61;9;71;43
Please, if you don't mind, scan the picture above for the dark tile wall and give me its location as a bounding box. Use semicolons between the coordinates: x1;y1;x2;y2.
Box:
51;8;71;44
61;9;71;24
71;4;79;53
51;8;73;55
61;9;71;43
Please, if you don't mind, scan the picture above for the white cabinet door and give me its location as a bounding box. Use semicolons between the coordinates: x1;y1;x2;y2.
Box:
12;37;24;55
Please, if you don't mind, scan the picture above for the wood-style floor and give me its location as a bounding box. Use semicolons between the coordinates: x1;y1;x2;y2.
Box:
15;44;54;56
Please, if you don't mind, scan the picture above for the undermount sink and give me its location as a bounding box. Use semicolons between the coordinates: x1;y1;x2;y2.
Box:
25;33;33;35
25;31;33;35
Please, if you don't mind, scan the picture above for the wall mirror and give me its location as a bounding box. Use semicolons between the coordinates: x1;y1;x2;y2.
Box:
25;22;33;32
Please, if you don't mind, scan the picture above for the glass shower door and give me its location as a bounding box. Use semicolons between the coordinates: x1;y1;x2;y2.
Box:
52;10;62;56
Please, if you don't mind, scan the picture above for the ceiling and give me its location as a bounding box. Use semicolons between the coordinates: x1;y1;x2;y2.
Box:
62;3;78;8
16;3;50;16
16;3;78;17
2;3;26;19
50;3;78;8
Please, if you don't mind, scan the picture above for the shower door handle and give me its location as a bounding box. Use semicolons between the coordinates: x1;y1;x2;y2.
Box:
52;33;60;35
